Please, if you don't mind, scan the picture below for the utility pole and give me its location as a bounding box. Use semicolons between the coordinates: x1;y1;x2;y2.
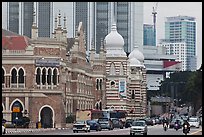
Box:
152;2;158;46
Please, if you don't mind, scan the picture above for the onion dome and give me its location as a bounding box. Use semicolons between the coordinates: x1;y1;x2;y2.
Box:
128;44;144;62
104;23;124;49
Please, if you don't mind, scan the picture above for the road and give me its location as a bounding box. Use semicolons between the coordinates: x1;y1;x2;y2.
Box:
6;125;202;135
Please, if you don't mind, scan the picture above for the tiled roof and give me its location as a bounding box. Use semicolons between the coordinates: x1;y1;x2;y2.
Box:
2;29;30;50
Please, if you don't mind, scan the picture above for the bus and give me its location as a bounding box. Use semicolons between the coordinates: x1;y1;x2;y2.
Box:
102;109;127;124
76;109;103;121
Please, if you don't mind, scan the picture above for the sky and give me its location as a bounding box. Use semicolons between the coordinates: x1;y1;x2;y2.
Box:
2;2;202;69
144;2;202;69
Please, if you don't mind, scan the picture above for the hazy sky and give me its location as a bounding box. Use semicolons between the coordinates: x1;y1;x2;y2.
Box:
144;2;202;69
2;2;202;69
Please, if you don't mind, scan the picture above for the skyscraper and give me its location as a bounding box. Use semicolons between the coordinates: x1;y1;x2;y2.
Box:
7;2;34;38
164;15;197;71
73;2;143;54
37;2;53;37
143;24;155;46
5;2;53;38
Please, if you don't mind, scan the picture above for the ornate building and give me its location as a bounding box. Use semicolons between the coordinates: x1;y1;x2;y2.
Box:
2;12;146;128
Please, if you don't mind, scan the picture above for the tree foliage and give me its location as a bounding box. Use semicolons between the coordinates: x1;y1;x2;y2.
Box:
159;66;202;115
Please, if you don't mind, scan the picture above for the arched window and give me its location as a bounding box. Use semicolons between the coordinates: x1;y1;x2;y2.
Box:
99;79;102;90
96;79;99;90
42;68;46;85
18;68;24;83
36;68;41;85
47;68;52;85
11;68;17;84
131;90;135;99
2;68;5;84
110;63;116;75
53;68;57;85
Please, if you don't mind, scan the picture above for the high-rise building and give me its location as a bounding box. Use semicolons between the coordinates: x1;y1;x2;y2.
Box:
164;15;197;71
143;24;155;46
5;2;53;38
7;2;34;38
159;39;187;71
73;2;143;54
37;2;53;37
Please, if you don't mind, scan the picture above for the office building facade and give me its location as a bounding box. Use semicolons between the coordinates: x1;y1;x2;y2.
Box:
143;24;155;46
73;2;143;54
5;2;53;38
164;15;197;71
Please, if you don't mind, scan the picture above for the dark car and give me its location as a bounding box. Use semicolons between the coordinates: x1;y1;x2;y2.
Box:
125;119;133;128
98;118;114;130
145;118;154;126
110;118;123;129
87;120;101;131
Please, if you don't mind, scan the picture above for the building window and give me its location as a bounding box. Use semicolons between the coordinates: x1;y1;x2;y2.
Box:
119;63;124;75
42;68;46;85
53;68;57;85
36;68;40;85
110;81;115;88
47;68;52;85
99;79;102;90
96;79;99;90
18;68;24;84
131;90;135;99
11;68;17;85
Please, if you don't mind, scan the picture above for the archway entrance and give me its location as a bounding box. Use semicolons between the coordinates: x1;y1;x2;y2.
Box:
11;101;23;126
40;107;53;128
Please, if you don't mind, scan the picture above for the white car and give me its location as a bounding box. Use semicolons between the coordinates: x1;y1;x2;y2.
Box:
188;117;200;128
2;125;6;134
73;120;90;133
130;120;148;135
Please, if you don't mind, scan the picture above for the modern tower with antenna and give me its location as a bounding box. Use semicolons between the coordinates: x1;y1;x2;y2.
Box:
152;2;158;46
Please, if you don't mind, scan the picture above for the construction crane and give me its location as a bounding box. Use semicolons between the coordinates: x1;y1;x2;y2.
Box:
152;2;158;46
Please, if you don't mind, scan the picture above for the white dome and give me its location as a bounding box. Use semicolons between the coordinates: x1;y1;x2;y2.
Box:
129;58;141;67
104;23;124;49
128;46;144;62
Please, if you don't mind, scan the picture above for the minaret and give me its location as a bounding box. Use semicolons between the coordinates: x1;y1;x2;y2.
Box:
90;39;95;63
55;10;63;41
31;8;38;40
62;14;67;42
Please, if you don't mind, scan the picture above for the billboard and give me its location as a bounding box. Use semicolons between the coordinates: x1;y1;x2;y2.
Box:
119;79;126;98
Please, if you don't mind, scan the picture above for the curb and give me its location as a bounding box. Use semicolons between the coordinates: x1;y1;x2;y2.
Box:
5;127;72;134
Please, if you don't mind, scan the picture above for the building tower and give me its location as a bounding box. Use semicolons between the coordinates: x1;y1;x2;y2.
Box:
73;2;143;54
6;2;53;38
164;15;197;71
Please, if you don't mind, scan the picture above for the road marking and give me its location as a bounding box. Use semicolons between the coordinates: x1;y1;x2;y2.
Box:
190;129;202;135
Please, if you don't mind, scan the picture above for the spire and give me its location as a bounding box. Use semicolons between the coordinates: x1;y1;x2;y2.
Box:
54;14;57;29
58;10;61;28
32;8;36;26
63;14;67;30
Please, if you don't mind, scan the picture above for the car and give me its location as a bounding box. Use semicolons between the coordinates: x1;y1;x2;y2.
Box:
73;120;90;133
98;118;114;130
110;118;123;129
145;118;154;126
124;119;133;128
130;120;148;135
86;120;101;131
188;117;200;128
2;125;6;134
